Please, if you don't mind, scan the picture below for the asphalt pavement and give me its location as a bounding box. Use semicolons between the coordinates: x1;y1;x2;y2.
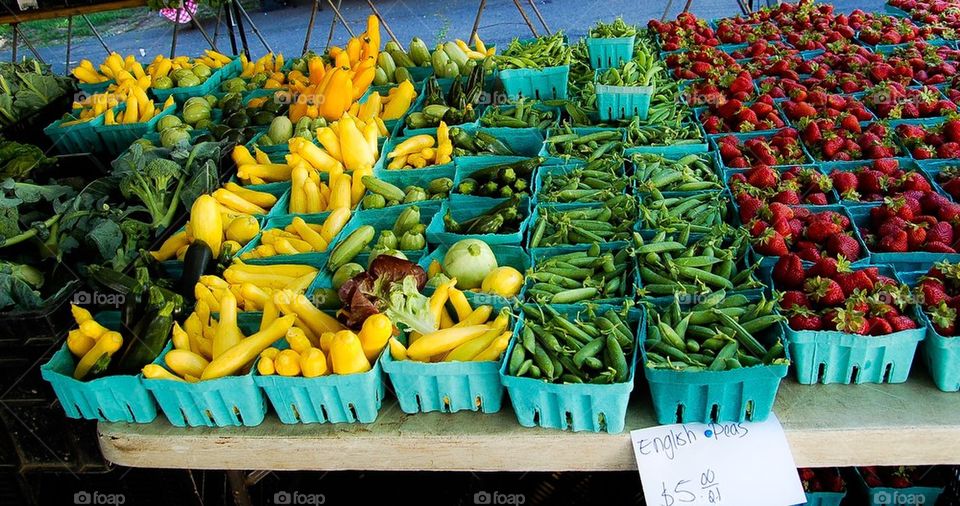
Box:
2;0;886;75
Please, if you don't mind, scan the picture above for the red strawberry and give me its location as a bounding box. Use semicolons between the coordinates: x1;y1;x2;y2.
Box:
927;221;954;245
836;270;874;296
826;234;862;260
943;118;960;143
868;316;894;335
788;309;823;331
887;315;918;332
920;278;948;307
831;170;859;198
840;114;862;133
807;193;829;205
773;189;802;205
932;302;957;335
879;230;910;252
746;165;780;189
782;290;812;310
802;121;822;143
756;230;790;256
806;219;843;243
738;195;765;223
719;142;742;161
805;276;845;306
773;254;806;289
835;308;870;334
902;172;932;192
808;256;844;278
925;241;957;253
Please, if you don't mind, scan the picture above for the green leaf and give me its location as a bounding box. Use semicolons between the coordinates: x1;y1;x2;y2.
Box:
86;218;122;262
0;272;43;310
180;158;218;209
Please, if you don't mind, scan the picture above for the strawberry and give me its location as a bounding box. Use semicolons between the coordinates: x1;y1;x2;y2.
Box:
879;229;910;252
835;308;870;334
738;195;765;223
788;309;823;331
831;170;859;198
773;189;802;205
927;221;954;245
837;270;875;296
768;202;795;222
773;254;806;289
901;172;932;192
782;290;812;310
719;142;742;161
840;114;862;133
746;165;780;189
756;230;790;256
826;233;862;260
805;276;845;306
943;118;960;143
806;219;842;243
868;316;894;335
920;278;948;307
808;256;844;278
807;193;829;205
887;315;918;332
802;121;822;143
925;241;957;253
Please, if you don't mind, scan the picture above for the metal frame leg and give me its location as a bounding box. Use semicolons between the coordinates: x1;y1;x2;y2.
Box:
525;0;550;35
187;9;219;51
170;7;181;58
302;0;319;55
470;0;486;44
326;0;355;38
511;0;538;37
660;0;675;21
65;17;73;72
234;1;273;53
10;23;16;62
231;1;252;59
81;14;111;54
13;24;43;63
325;0;342;49
225;3;240;57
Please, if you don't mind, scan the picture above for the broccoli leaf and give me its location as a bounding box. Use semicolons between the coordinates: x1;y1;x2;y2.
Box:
0;206;20;240
0;272;43;310
180;158;218;209
86;218;122;262
11;181;73;205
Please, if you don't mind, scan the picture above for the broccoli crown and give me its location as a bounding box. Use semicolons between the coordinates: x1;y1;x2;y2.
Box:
120;158;184;227
145;158;183;191
0;206;20;240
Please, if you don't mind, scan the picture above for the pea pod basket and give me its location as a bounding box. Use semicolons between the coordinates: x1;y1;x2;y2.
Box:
40;312;158;423
640;293;790;424
499;303;640;433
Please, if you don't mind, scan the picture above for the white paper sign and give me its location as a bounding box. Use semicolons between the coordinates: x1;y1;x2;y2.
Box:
630;414;805;506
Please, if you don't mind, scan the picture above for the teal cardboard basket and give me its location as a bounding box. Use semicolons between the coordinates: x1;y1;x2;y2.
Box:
641;303;789;424
40;312;158;423
922;326;960;392
526;243;635;304
236;211;347;268
255;337;386;424
97;103;175;155
851;468;943;506
329;201;440;267
782;267;925;384
380;305;518;415
595;82;654;121
802;491;846;506
44;112;106;154
426;197;531;247
77;80;113;95
586;36;636;69
418;244;531;306
143;313;267;427
151;71;223;105
456;125;546;158
452;155;540;201
499;304;641;433
499;65;570;100
848;205;960;272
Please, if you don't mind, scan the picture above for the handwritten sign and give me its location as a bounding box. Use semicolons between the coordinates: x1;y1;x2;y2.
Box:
630;414;804;506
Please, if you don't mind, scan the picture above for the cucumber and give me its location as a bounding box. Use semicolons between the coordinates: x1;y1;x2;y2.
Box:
443;41;469;72
362;175;406;202
410;37;432;66
116;300;174;375
394;67;413;84
377;52;397;80
328;225;375;272
431;49;450;74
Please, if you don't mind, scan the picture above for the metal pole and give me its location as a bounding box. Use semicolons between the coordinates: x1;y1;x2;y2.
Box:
225;3;240;57
231;1;252;60
325;0;342;49
66;17;73;72
187;9;218;51
326;0;355;37
81;15;111;55
525;0;550;35
365;0;402;50
15;24;44;63
11;24;16;63
234;1;273;53
213;7;222;47
469;0;486;47
660;0;675;22
682;0;694;13
170;8;181;58
511;0;538;37
302;0;319;55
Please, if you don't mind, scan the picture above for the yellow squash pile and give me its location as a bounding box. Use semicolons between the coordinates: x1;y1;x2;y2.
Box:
293;112;380;172
149;190;274;261
238;212;350;259
288;15;381;122
390;279;512;363
65;306;124;380
102;85;165;126
259;313;393;377
356;80;418;124
386;121;452;169
237;52;288;89
72;53;147;85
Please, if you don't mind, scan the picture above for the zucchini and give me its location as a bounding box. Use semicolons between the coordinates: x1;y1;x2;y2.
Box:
392;205;421;237
177;241;214;298
328;225;376;272
116;299;175;374
362;175;406;202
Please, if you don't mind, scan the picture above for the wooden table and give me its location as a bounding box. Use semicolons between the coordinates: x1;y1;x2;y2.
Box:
99;377;960;471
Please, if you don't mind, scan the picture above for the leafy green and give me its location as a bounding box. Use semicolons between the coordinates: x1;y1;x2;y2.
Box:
0;272;42;310
383;275;436;335
0;59;72;126
0;140;54;180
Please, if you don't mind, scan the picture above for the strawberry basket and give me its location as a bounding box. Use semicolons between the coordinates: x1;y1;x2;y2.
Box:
818;158;931;208
777;265;925;384
848;204;960;272
500;304;641;433
899;270;960;392
40;312;158;423
851;467;945;506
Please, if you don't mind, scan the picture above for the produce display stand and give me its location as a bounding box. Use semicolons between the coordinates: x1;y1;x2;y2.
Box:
99;378;960;471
